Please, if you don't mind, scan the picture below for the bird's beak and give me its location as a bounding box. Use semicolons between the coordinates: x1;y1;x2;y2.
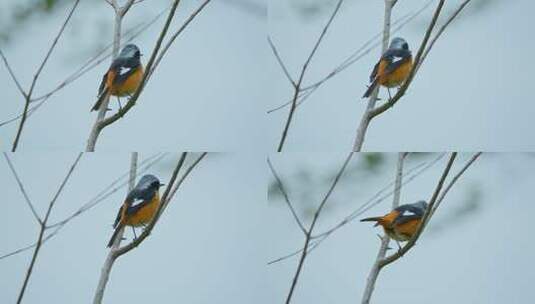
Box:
159;183;166;186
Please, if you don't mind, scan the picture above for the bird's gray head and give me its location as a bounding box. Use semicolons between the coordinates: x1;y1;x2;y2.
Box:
119;44;141;59
390;37;409;50
136;174;163;191
413;200;428;211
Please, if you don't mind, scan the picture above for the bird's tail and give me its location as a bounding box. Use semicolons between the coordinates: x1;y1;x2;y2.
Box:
107;223;123;248
360;216;383;227
91;88;109;112
362;79;379;98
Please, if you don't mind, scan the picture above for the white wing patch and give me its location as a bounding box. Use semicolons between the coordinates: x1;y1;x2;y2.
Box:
401;209;416;216
118;66;132;76
130;197;145;208
391;56;403;64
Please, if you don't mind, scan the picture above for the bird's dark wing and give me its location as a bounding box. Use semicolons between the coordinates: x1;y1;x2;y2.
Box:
112;204;124;228
383;49;412;75
369;60;380;83
124;188;154;216
111;57;140;87
393;214;421;226
97;72;108;96
392;203;425;226
394;203;425;216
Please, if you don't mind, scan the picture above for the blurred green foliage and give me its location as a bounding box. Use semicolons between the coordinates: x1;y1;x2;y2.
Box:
268;152;393;219
1;0;67;43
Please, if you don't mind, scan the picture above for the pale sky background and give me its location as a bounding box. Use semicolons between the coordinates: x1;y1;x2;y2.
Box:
268;153;535;303
268;0;535;151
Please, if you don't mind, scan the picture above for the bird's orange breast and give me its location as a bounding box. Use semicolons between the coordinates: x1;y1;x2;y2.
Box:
107;65;144;97
392;219;421;241
377;59;412;88
122;192;160;227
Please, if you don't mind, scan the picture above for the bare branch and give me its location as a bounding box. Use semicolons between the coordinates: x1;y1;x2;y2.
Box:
0;9;167;129
431;152;482;216
164;153;208;215
92;152;138;304
148;0;212;79
11;0;81;151
368;0;450;119
352;0;399;152
267;0;434;114
277;0;344;152
378;152;457;268
416;0;472;73
17;153;83;304
267;158;306;235
1;153;166;261
268;153;446;266
0;49;26;97
115;153;207;256
86;0;214;150
268;36;296;87
3;153;42;224
285;152;353;304
361;152;406;304
93;152;206;303
119;0;136;17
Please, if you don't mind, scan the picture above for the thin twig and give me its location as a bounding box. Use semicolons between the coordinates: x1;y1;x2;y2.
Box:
352;0;398;152
268;153;446;265
285;152;353;304
3;153;42;224
0;11;166;129
11;0;80;151
368;0;450;119
0;49;26;97
431;152;482;217
1;153;166;261
277;0;344;152
16;153;83;304
416;0;472;74
267;0;434;114
378;152;457;268
161;153;208;215
361;152;405;304
267;158;306;235
97;0;213;133
92;152;138;304
148;0;212;80
116;153;207;256
93;152;206;303
86;0;136;151
268;36;296;87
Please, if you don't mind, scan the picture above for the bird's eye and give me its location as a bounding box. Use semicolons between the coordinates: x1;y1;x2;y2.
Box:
402;43;408;50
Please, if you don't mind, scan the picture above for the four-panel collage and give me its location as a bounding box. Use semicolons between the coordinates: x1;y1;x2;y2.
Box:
1;0;534;303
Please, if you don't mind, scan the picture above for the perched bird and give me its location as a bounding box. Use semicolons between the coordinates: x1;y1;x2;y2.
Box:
360;200;427;244
363;37;413;99
91;44;144;112
107;174;164;248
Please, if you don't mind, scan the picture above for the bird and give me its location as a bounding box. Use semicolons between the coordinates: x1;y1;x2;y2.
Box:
360;200;428;247
91;44;144;112
107;174;164;248
362;37;413;99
